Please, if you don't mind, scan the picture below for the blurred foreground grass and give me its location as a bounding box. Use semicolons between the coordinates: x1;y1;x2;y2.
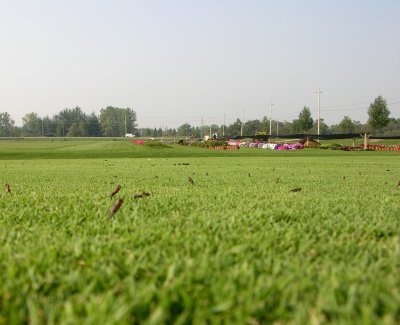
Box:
0;140;400;324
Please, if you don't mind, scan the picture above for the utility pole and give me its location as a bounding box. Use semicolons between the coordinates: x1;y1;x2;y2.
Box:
124;113;127;136
276;121;279;137
42;119;44;137
316;89;322;136
269;102;273;135
240;108;244;137
223;113;225;137
201;117;203;140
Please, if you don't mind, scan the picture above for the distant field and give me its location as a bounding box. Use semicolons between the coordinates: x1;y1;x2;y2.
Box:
0;137;399;160
1;139;400;324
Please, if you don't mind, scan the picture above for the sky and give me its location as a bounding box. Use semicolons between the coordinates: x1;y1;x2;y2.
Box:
1;0;399;128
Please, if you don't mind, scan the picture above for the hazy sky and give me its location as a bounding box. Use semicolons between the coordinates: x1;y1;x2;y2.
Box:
1;0;399;128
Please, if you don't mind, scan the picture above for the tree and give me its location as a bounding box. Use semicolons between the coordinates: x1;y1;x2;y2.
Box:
99;107;119;136
138;128;153;137
22;112;42;136
0;112;15;137
339;116;355;133
368;96;390;132
161;127;176;137
243;119;261;135
177;123;193;136
206;124;220;138
276;120;294;135
124;108;137;134
99;107;137;137
226;118;242;136
86;112;101;137
42;116;56;136
196;125;208;139
71;107;88;136
294;107;313;133
380;118;400;136
67;122;89;137
311;118;330;135
54;107;86;136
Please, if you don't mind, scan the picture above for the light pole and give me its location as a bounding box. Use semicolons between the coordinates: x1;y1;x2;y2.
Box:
124;113;127;136
201;117;203;140
316;89;322;135
223;113;225;137
269;102;273;135
208;117;213;138
240;108;244;136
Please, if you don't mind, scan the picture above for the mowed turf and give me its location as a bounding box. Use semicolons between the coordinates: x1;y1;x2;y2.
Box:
1;139;400;324
1;137;399;160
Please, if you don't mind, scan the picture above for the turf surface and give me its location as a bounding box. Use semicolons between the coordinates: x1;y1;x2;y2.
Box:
1;139;399;324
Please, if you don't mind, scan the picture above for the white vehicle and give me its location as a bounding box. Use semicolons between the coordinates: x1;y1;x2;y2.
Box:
125;133;135;138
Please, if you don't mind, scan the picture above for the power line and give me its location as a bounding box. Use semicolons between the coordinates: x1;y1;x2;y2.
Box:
320;101;400;112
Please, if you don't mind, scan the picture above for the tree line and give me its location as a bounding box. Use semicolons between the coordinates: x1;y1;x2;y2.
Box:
139;96;397;137
0;96;397;138
0;106;137;137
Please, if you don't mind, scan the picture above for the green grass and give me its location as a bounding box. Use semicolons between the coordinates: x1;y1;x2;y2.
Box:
1;139;400;324
0;138;399;160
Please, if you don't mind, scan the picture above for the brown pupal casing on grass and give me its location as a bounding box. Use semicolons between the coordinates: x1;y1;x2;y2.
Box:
109;199;123;218
110;185;121;198
133;191;151;199
4;184;11;193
